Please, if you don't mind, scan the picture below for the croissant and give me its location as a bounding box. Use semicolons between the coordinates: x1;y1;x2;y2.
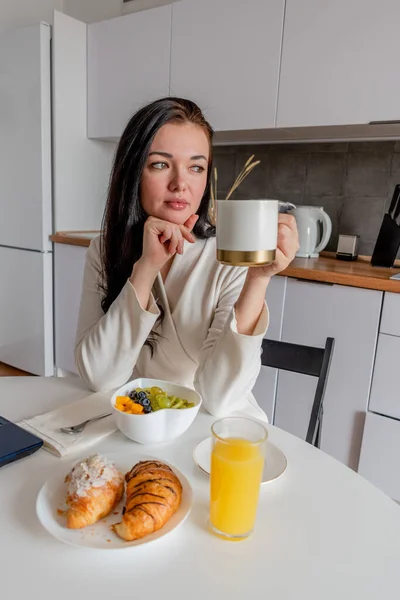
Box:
65;454;124;529
113;460;182;541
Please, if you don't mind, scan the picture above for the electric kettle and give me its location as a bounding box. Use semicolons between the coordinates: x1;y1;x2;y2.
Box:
292;206;332;258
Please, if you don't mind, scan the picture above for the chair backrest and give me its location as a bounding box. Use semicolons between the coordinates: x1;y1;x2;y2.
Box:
261;337;335;447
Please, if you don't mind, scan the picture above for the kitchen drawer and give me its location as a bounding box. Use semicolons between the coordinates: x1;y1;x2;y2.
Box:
369;334;400;420
380;292;400;337
358;412;400;501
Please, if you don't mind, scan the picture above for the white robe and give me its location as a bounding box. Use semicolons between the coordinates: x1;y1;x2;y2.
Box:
75;235;268;422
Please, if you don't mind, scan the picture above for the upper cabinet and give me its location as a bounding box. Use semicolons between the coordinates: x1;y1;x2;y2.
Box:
87;5;172;139
277;0;400;128
170;0;285;131
86;0;400;140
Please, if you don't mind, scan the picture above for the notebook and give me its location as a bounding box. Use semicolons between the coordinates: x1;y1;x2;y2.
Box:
0;415;43;468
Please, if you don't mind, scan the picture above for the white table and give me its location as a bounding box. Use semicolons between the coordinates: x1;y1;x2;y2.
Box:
1;376;400;600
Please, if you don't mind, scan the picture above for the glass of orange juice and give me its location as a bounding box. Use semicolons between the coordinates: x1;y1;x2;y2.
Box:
209;417;267;540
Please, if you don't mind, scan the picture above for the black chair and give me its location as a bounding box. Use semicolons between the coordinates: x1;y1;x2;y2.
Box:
261;337;335;448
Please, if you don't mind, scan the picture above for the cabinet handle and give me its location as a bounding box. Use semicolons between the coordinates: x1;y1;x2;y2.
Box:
295;278;334;287
369;120;400;125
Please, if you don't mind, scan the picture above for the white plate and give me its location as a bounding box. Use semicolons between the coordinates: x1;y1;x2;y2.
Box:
193;437;287;484
36;455;193;550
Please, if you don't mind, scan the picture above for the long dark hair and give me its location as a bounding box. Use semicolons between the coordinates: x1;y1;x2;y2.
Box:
100;97;215;353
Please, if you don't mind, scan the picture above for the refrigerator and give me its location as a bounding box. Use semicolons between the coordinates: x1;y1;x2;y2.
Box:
0;23;54;376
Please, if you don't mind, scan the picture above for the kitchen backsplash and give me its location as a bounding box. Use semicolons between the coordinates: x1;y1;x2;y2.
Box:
213;141;400;256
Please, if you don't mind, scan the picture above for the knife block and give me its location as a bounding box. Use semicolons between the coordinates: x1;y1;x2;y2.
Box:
371;214;400;267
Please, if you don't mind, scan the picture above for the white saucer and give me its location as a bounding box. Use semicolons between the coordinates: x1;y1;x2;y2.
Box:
193;437;287;484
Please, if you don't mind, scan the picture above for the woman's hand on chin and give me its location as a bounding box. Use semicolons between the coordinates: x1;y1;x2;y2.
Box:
138;214;199;276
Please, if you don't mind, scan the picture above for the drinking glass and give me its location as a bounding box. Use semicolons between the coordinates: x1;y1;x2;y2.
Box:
209;417;267;540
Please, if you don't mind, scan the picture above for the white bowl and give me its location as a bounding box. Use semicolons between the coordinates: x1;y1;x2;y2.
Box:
111;378;202;445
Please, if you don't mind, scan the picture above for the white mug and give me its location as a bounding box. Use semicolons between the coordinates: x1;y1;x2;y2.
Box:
216;199;282;267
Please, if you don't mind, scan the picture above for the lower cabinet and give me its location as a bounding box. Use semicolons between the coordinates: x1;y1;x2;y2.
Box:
252;275;287;423
358;412;400;502
54;243;87;375
368;333;400;421
273;278;382;470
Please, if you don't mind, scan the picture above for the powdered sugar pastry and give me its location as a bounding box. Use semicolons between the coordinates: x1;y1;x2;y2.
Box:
67;454;124;498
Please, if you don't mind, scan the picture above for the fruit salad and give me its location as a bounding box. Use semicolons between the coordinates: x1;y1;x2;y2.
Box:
115;386;195;415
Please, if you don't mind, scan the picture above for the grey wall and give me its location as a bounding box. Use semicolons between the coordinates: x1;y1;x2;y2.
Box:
0;0;63;34
213;141;400;255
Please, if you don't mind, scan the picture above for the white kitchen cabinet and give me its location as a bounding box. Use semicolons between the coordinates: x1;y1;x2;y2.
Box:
368;334;400;420
277;0;400;128
252;276;287;423
87;5;171;139
274;279;382;470
54;243;87;375
0;247;53;376
170;0;285;131
358;412;400;501
380;292;400;337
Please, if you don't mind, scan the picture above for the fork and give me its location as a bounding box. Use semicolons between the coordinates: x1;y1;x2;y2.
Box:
59;412;112;435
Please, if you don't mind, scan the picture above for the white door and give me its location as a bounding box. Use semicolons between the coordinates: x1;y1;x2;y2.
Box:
0;247;53;376
87;5;172;139
274;279;382;470
0;23;52;251
277;0;400;127
170;0;285;131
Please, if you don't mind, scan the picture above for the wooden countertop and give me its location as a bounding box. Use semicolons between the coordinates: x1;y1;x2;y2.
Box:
50;231;99;247
50;231;400;293
281;254;400;293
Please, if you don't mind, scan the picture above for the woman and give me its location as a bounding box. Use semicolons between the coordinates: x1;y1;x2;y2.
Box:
75;97;299;422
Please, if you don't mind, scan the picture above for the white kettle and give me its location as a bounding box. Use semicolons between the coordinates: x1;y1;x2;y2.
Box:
293;206;332;258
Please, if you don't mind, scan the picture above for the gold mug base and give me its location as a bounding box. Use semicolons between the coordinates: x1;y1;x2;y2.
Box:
216;248;276;267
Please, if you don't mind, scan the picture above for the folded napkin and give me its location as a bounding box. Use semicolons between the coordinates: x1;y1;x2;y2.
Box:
18;392;118;458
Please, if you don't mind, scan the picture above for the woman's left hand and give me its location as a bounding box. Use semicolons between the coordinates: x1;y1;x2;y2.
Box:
248;213;299;281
